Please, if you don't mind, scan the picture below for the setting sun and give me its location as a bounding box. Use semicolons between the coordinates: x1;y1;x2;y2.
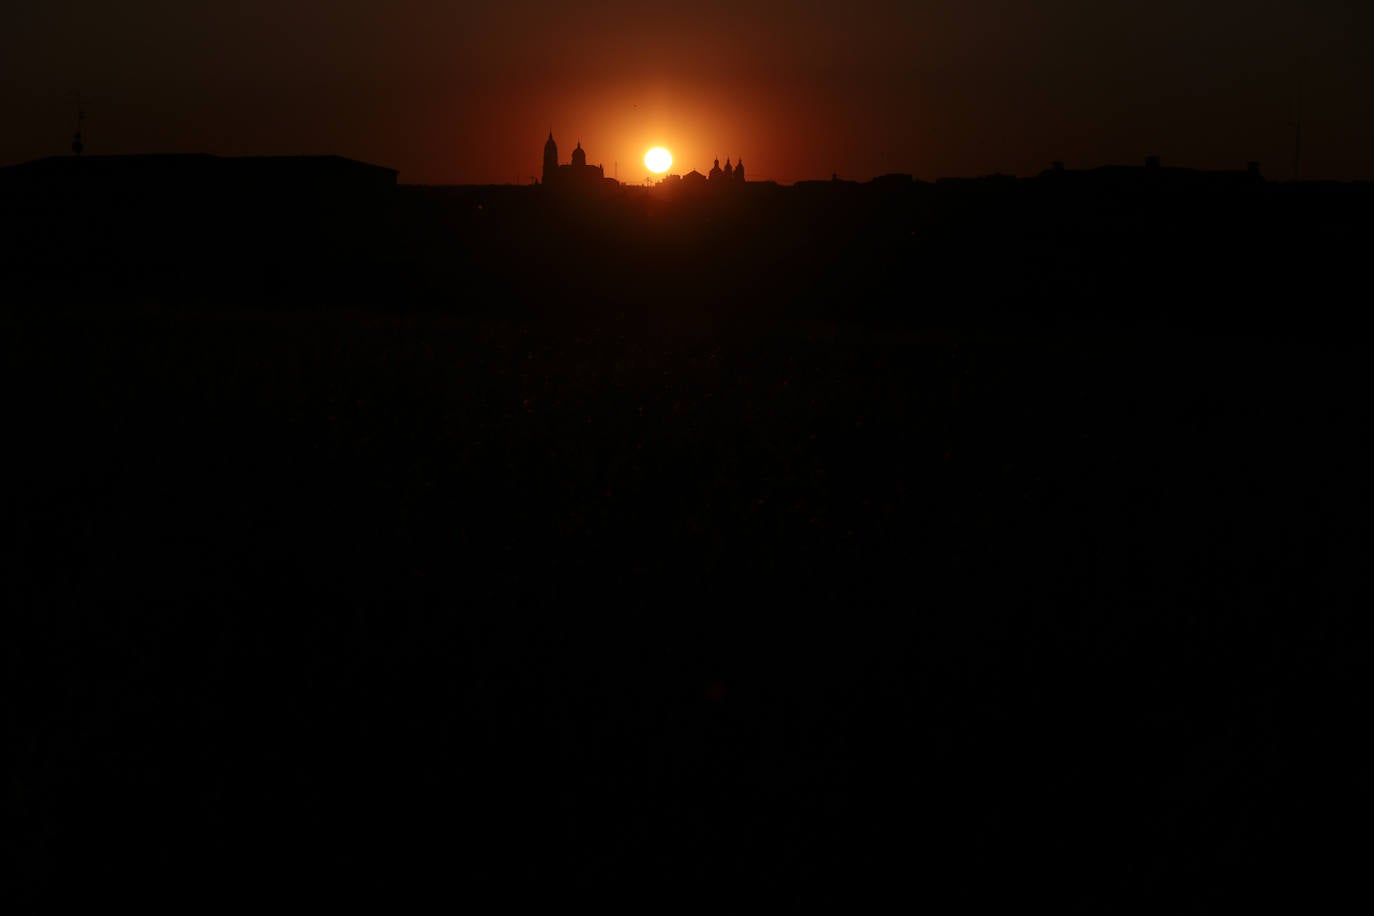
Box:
644;147;672;174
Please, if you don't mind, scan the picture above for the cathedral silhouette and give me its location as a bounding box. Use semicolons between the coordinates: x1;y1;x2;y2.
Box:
541;133;612;189
708;157;745;183
540;132;746;190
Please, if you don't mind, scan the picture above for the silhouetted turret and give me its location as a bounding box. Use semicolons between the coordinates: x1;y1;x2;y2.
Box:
709;158;723;182
542;132;558;185
539;134;611;191
723;158;734;181
734;159;745;183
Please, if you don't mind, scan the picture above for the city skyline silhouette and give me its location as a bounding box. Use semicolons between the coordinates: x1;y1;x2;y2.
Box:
7;3;1372;912
5;1;1373;183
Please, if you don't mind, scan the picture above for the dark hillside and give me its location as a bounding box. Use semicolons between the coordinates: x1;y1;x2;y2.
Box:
6;167;1372;911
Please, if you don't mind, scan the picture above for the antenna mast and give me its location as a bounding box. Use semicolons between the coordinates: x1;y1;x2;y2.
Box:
1289;62;1305;183
71;91;86;156
1293;82;1303;183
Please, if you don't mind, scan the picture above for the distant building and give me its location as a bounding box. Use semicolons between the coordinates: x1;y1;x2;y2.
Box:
0;153;398;196
1035;156;1265;189
704;157;747;188
541;133;615;190
0;152;400;280
0;154;398;231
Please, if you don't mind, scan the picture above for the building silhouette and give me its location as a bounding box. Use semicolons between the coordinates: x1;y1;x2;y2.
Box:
701;156;747;188
541;133;613;189
1035;156;1266;190
0;153;398;283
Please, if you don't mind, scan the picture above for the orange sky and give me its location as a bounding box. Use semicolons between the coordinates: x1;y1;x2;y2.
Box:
5;1;1373;184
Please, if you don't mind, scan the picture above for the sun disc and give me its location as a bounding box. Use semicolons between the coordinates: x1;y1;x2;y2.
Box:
645;147;672;173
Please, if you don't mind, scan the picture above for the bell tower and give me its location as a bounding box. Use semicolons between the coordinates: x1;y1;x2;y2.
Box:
542;131;559;185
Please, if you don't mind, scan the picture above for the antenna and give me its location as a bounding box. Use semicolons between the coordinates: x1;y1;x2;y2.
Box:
71;90;86;155
1293;80;1303;183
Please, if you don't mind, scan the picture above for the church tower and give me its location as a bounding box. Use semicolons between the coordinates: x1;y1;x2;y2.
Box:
571;140;587;168
542;132;559;185
709;157;723;182
723;158;734;180
735;159;745;183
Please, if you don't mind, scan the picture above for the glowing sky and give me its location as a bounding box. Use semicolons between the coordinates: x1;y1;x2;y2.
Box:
4;1;1372;183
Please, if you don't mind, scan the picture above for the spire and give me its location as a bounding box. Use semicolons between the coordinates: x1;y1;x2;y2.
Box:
542;131;560;185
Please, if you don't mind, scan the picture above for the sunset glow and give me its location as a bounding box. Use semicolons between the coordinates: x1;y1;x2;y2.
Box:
644;147;672;174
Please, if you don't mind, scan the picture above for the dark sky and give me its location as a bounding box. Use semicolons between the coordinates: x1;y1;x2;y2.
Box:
5;1;1372;184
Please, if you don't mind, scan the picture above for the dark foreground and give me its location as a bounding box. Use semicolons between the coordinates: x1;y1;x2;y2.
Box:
6;175;1374;911
7;303;1369;912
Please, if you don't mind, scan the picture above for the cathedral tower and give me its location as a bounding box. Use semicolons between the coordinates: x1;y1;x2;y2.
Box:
542;132;559;185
